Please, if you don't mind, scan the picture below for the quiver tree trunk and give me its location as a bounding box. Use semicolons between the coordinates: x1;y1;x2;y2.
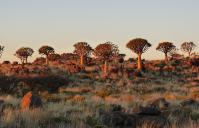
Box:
21;58;25;68
137;52;142;70
104;61;108;75
46;55;49;65
188;52;191;58
80;55;84;66
25;58;28;64
165;53;168;62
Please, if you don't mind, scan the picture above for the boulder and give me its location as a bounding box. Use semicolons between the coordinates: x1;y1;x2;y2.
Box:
135;106;171;128
0;100;5;114
136;106;161;116
99;111;136;128
109;104;123;112
180;99;199;108
149;98;169;109
99;105;136;128
99;105;171;128
0;100;5;117
20;91;42;110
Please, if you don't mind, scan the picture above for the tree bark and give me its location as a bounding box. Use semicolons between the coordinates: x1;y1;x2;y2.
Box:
21;58;25;68
137;52;142;70
104;61;108;75
25;57;28;64
21;58;24;65
46;55;49;65
80;55;84;66
165;53;168;62
188;52;191;58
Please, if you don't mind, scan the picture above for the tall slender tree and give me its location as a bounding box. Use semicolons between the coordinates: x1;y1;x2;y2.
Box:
156;42;176;62
73;42;92;66
15;47;34;64
39;46;54;65
126;38;151;70
181;42;196;57
93;42;119;75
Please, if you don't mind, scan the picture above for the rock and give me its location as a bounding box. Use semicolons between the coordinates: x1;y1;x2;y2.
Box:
99;105;168;128
180;99;199;108
149;98;169;109
0;100;5;117
109;104;123;112
20;91;42;110
99;105;136;128
0;100;5;114
135;105;171;128
99;111;136;128
136;106;161;116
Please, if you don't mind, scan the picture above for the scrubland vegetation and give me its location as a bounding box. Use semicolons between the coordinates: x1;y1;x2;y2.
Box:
0;39;198;128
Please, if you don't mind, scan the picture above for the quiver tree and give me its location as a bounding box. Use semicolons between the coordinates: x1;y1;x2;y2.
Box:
0;45;4;59
156;42;176;62
168;48;181;60
126;38;151;70
116;54;126;74
15;47;34;64
93;42;119;75
38;46;54;65
73;42;92;66
61;53;79;61
181;42;196;57
48;53;61;62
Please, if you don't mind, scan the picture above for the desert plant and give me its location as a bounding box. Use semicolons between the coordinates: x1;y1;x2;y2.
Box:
61;53;79;61
126;38;151;70
156;42;176;62
38;45;55;65
33;57;46;65
15;47;34;64
48;53;61;62
74;42;92;66
181;42;196;57
93;42;119;75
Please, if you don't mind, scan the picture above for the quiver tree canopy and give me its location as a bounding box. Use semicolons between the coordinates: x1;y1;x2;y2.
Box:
126;38;151;70
38;45;55;64
93;42;119;75
15;47;34;64
48;53;61;62
73;42;92;66
181;42;196;57
156;42;176;62
39;46;54;56
126;38;151;54
93;42;119;61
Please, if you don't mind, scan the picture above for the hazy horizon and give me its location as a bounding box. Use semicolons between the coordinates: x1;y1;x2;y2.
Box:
0;0;198;62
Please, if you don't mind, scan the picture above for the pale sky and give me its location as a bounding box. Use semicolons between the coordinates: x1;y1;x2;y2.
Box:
0;0;198;62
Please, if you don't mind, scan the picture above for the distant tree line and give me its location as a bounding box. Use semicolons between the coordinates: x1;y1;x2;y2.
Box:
0;38;197;71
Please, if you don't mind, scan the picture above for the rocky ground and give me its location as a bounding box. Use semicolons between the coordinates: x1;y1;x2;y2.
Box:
0;58;199;128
